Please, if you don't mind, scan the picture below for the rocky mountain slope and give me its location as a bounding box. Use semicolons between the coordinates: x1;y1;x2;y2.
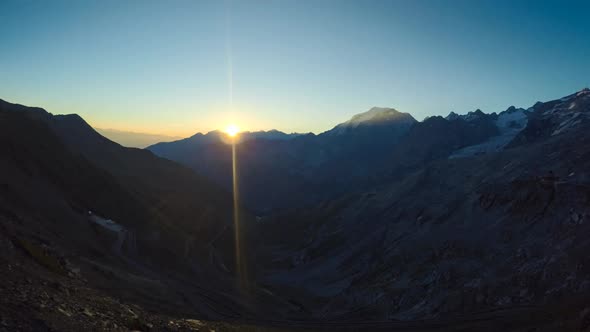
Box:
0;99;292;330
251;89;590;328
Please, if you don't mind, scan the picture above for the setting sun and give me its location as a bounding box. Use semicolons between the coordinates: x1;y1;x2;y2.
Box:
225;124;240;137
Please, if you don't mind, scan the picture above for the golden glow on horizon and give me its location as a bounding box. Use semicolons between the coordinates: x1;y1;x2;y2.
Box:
225;124;240;137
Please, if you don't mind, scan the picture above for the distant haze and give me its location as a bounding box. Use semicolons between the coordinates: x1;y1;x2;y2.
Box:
95;128;182;148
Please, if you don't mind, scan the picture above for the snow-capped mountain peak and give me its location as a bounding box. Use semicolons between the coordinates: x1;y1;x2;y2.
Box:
327;107;416;135
346;107;405;125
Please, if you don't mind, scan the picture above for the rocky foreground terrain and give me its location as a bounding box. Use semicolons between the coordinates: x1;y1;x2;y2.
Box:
0;223;580;332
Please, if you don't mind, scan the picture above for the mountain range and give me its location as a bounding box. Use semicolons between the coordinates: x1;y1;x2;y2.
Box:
148;107;418;211
146;105;516;212
2;88;590;330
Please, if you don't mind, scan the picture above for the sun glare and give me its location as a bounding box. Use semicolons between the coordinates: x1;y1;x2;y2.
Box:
225;124;240;137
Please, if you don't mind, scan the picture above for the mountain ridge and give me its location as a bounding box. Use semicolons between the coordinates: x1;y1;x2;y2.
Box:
147;105;420;211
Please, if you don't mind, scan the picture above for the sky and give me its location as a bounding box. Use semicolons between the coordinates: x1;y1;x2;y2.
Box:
1;0;589;137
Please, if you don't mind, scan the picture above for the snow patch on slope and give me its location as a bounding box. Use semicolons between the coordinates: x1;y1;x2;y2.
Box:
88;213;136;255
449;108;528;159
89;214;125;233
549;89;590;136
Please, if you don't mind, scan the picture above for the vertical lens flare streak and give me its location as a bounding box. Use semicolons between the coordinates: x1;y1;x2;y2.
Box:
226;0;247;293
232;140;239;268
232;139;247;292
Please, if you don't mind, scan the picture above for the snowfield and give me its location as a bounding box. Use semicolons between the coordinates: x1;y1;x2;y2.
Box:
449;108;528;159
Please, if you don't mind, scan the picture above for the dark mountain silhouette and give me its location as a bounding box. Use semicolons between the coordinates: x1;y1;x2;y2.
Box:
2;89;590;330
146;103;529;213
148;107;417;211
0;99;290;330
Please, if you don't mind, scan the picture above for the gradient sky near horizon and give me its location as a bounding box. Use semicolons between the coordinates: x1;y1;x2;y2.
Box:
1;0;589;136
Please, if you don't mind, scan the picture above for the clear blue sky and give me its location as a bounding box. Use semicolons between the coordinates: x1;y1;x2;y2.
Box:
1;0;589;136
